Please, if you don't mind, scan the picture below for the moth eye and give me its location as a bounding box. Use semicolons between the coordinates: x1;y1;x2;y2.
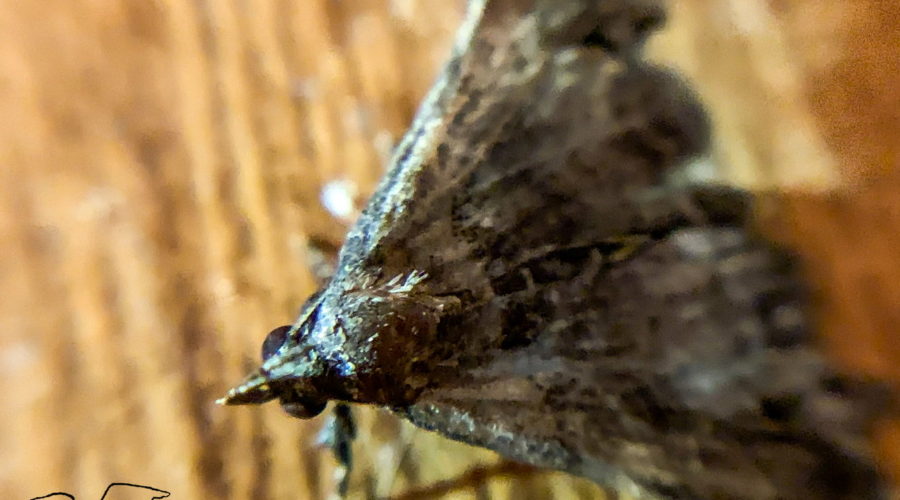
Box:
261;325;292;361
280;397;327;419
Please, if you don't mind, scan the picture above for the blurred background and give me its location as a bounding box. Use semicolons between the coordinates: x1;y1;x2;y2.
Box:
1;1;897;498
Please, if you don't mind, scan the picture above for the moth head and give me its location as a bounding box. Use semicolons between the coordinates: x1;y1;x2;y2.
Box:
219;294;332;419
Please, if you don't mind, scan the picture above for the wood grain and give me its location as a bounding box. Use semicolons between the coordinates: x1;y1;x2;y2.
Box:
1;1;897;498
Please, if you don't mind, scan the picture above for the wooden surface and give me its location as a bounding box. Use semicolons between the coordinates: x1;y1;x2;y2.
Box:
1;1;897;499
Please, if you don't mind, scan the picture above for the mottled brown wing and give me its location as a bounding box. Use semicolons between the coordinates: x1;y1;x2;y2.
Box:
219;1;892;498
330;0;695;295
400;226;885;500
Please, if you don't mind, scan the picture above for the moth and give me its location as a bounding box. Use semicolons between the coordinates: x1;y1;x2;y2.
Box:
220;0;891;498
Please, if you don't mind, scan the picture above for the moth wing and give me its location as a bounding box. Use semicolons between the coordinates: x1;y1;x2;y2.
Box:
399;227;883;500
332;0;705;292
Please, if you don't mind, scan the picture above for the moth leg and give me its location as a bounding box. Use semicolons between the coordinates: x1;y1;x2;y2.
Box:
633;183;753;234
306;237;342;286
381;426;420;496
317;403;356;497
389;461;538;500
684;183;753;225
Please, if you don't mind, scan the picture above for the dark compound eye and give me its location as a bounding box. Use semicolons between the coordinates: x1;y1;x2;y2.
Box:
261;325;292;361
280;397;327;419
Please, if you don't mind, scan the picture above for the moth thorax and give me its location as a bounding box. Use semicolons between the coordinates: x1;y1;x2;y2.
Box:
338;291;447;404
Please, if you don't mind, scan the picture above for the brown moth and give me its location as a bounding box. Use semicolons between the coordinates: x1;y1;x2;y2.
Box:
220;0;891;498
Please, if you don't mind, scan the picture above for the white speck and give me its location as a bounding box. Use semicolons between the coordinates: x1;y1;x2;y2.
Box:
726;0;771;36
0;340;38;375
676;156;722;184
76;187;123;222
389;0;415;20
373;130;396;163
292;78;320;99
210;274;236;302
343;104;373;135
320;180;358;221
673;231;716;257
